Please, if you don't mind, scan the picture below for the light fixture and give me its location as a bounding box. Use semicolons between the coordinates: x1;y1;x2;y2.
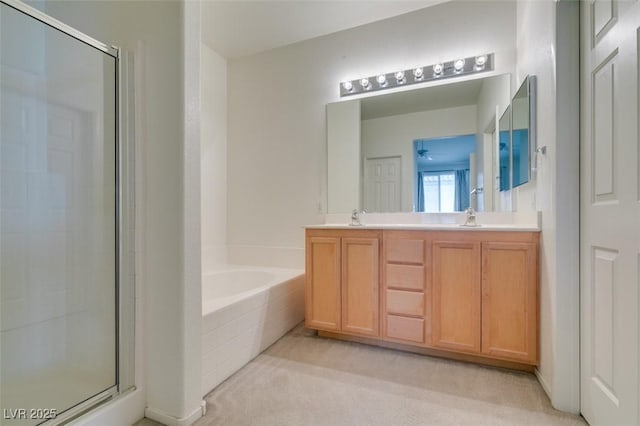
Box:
339;53;494;97
417;142;433;161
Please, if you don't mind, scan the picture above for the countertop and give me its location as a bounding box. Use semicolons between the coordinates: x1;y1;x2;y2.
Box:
305;223;540;232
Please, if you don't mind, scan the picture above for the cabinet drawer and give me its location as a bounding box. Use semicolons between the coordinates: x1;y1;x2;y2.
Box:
386;264;425;290
386;315;424;343
386;239;424;264
386;289;424;316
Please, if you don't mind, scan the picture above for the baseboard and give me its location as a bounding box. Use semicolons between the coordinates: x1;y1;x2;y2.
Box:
535;368;552;399
145;400;205;426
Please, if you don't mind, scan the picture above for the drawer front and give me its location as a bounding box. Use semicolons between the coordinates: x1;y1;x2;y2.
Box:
386;289;424;316
386;238;424;264
386;264;425;291
386;315;425;343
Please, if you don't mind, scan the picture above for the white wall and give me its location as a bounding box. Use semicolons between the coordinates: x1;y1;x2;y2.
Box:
515;0;580;414
201;43;228;272
362;105;477;212
32;1;204;424
227;0;517;268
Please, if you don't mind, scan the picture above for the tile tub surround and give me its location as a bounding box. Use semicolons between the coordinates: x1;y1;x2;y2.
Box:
201;266;304;396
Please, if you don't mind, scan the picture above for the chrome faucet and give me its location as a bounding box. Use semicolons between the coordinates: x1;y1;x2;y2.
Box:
462;206;477;227
350;209;364;226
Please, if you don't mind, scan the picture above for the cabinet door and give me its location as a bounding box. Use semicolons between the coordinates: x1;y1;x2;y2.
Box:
431;240;481;353
482;242;537;364
305;236;341;331
341;237;379;337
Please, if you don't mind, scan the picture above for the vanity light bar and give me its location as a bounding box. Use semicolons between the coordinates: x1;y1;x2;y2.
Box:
339;53;494;97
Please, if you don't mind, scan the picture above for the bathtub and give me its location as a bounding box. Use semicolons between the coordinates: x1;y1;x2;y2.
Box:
201;265;305;396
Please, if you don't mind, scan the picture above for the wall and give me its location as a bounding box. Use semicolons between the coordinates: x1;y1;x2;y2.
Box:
361;105;477;212
30;1;204;424
515;0;580;413
201;43;228;272
227;0;517;268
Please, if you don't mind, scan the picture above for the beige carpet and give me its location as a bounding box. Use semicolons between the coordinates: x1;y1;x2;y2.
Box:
192;323;585;426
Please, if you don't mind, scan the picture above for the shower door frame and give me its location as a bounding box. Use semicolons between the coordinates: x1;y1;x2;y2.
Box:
1;0;136;423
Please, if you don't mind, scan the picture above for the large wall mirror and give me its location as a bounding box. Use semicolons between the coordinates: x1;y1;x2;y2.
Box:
327;73;511;213
497;75;536;192
511;75;536;188
498;105;511;192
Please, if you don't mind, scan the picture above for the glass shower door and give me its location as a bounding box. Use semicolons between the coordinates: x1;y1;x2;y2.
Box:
1;2;118;424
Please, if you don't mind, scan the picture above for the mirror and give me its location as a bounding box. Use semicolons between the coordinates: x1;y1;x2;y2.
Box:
327;73;511;213
498;105;511;191
511;75;536;187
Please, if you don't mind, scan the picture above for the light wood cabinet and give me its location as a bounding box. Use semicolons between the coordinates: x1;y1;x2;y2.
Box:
305;235;340;331
305;227;539;369
305;229;380;337
431;238;481;354
341;236;379;336
382;231;427;345
482;241;538;364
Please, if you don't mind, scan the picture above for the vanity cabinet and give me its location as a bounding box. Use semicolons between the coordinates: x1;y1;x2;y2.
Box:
431;237;482;354
305;227;539;368
305;229;380;337
382;232;428;345
481;241;538;363
430;234;540;364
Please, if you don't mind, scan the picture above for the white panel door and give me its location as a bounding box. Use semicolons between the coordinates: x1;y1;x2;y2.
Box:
581;1;640;424
364;156;401;212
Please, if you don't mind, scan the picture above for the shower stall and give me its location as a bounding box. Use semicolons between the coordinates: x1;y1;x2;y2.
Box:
0;1;134;424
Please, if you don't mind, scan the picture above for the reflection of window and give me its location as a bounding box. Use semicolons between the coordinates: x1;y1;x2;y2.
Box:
423;172;455;212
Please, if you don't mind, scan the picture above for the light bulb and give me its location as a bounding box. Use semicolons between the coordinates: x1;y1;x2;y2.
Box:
433;63;444;76
395;70;405;82
342;81;353;92
360;78;370;89
376;74;387;86
475;55;487;68
454;58;465;72
413;67;424;79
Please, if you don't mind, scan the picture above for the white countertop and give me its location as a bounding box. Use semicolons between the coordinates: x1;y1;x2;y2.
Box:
306;211;541;232
305;223;540;232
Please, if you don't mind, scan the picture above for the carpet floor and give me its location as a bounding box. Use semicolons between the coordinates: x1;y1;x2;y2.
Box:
189;323;586;426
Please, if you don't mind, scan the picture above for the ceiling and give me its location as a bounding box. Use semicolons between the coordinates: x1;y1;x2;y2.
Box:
201;1;446;59
415;134;476;168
